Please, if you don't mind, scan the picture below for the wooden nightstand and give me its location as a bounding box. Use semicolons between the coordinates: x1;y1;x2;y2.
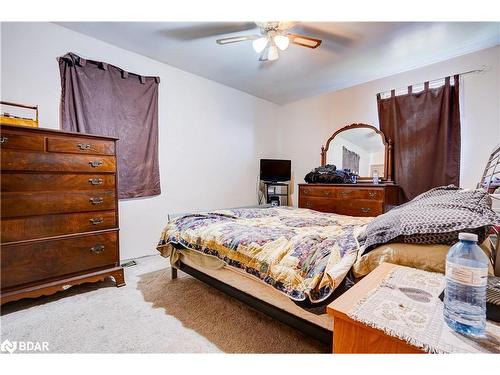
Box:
327;263;424;353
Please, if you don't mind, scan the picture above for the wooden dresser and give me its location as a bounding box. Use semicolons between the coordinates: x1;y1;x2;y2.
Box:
298;183;399;217
0;124;124;304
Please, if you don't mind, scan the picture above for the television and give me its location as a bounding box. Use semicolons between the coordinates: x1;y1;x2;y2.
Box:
260;159;291;182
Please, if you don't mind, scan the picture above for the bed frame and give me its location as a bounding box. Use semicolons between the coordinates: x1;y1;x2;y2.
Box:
171;262;333;345
479;144;500;276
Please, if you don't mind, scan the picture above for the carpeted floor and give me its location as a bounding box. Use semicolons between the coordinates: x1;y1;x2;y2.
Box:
1;255;329;353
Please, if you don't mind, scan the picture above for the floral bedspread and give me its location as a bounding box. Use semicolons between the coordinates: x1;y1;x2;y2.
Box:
157;207;372;303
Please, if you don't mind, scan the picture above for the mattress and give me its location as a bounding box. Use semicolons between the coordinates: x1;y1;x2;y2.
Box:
352;241;495;278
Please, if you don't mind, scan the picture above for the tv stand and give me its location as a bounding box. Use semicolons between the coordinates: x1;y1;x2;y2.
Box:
263;181;290;206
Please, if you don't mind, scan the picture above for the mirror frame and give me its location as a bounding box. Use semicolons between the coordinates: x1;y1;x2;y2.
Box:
320;123;394;183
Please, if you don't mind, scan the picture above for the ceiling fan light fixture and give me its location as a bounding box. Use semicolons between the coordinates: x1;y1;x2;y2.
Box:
215;22;323;63
274;35;290;51
252;37;268;53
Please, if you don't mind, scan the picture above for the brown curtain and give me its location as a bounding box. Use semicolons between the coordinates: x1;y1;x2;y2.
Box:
342;146;360;174
377;75;460;202
58;53;160;199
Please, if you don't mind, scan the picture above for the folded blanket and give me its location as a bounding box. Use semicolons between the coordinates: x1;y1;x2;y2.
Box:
358;185;500;253
157;207;372;303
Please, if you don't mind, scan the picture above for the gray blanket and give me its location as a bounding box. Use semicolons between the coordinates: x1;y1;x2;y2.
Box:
358;185;500;253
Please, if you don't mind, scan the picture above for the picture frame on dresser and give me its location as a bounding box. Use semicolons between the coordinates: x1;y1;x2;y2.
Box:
0;124;125;305
299;123;400;216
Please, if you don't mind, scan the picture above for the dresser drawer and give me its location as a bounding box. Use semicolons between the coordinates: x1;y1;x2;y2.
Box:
0;131;45;151
299;197;383;217
336;188;384;201
1;210;117;243
300;185;384;201
1;231;118;289
300;185;336;198
1;150;116;173
335;200;383;217
47;137;115;155
299;196;338;213
1;173;115;192
1;190;116;218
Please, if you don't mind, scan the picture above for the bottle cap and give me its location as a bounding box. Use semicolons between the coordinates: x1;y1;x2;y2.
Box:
459;232;478;242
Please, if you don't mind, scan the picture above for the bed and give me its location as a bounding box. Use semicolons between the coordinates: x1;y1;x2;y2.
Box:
157;206;366;343
157;186;500;345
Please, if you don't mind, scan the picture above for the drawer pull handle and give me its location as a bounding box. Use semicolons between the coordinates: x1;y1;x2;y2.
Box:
89;197;104;204
78;143;91;150
340;191;349;197
90;245;105;254
88;178;103;185
89;160;103;168
0;136;8;144
368;192;377;198
361;208;371;213
323;191;331;196
303;189;310;194
89;217;104;225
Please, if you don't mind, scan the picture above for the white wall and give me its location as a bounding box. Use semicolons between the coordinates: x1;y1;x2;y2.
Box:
276;46;500;205
0;22;280;260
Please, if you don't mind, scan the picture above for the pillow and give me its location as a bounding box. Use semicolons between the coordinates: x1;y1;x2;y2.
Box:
352;241;494;278
358;185;500;251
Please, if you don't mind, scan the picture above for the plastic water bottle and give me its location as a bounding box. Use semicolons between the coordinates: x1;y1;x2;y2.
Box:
372;171;379;184
443;232;489;336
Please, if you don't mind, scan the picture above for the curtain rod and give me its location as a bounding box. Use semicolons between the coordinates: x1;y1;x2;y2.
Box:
59;52;160;83
377;66;489;97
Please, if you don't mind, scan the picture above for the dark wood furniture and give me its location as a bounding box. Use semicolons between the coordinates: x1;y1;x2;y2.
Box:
0;124;124;305
298;183;399;217
327;263;424;353
300;123;400;216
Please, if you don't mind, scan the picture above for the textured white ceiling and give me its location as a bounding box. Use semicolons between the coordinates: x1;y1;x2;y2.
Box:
56;22;500;104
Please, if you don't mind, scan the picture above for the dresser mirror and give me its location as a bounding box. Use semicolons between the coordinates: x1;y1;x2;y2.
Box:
321;123;393;183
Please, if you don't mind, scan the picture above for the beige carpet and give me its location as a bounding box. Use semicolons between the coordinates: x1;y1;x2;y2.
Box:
1;255;328;353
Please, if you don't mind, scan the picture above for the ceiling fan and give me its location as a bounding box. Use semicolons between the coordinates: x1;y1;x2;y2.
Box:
216;22;322;62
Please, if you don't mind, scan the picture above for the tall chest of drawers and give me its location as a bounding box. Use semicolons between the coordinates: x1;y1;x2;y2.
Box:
0;124;124;304
298;183;399;217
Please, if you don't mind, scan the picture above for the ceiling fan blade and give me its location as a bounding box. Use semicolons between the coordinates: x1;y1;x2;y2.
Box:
291;24;356;48
163;22;257;40
216;35;260;45
287;33;322;49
